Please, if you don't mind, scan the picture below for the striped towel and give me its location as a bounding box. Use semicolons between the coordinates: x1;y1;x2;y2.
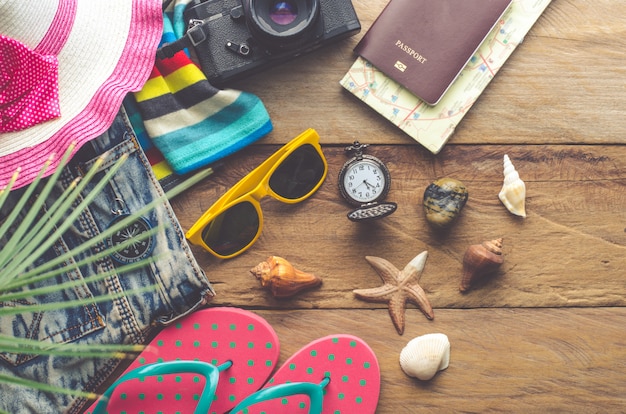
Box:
124;95;190;192
131;1;272;176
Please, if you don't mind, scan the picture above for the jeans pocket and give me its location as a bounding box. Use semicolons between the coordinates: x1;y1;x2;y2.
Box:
0;134;138;367
0;212;106;367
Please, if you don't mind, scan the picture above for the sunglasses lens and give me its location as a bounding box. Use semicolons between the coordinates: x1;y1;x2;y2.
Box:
269;144;325;199
201;201;259;257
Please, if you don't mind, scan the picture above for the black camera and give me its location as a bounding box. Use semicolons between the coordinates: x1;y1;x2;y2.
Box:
178;0;361;85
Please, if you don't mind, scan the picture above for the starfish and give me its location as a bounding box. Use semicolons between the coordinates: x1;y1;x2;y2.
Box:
353;251;434;335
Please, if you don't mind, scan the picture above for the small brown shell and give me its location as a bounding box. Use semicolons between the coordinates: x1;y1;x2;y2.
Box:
250;256;322;298
459;238;504;292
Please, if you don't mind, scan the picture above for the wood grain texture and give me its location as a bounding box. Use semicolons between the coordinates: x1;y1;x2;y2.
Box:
229;0;626;146
255;308;626;413
173;144;626;310
166;0;626;411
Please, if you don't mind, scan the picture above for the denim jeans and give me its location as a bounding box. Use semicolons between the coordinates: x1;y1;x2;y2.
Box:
0;107;214;413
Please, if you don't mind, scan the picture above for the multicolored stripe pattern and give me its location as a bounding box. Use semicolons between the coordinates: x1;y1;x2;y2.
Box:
130;2;272;177
124;95;187;192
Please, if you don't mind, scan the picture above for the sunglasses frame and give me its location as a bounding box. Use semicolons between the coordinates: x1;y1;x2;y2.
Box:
186;128;328;259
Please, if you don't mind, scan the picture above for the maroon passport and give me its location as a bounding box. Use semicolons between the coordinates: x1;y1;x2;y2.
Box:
354;0;513;105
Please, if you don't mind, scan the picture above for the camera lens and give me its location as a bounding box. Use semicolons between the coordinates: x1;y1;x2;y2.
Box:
244;0;322;50
269;1;298;25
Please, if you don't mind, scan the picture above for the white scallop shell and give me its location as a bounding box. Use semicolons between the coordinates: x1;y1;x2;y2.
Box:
399;333;450;381
498;154;526;217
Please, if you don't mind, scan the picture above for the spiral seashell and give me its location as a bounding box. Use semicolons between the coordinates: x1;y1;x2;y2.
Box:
423;177;468;229
250;256;322;298
498;154;526;217
399;333;450;381
459;238;504;292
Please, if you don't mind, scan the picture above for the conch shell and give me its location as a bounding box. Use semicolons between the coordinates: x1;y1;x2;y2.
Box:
498;154;526;217
459;238;504;292
250;256;322;298
399;333;450;381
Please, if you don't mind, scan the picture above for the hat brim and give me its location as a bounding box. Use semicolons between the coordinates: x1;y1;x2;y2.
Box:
0;0;162;189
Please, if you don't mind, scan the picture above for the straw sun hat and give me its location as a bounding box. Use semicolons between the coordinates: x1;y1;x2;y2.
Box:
0;0;162;189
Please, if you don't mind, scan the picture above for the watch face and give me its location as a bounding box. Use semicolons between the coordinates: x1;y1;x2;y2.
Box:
341;157;389;205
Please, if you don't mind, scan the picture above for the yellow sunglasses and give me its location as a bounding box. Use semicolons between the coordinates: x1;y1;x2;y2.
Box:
186;129;328;259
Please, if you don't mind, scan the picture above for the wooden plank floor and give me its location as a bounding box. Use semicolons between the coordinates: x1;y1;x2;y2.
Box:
170;0;626;412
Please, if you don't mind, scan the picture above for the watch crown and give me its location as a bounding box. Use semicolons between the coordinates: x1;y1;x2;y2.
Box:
345;141;369;158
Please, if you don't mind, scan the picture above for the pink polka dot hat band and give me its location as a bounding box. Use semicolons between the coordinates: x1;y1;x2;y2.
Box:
0;35;61;133
0;0;163;190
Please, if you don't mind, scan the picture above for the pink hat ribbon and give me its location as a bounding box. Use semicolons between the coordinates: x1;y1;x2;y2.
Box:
0;34;61;132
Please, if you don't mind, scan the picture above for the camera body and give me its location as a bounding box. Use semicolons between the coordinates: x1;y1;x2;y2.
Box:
184;0;361;85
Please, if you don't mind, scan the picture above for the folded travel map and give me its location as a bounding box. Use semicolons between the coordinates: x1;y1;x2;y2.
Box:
340;0;552;154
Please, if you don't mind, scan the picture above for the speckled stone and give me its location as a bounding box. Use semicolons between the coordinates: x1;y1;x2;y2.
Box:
423;178;468;228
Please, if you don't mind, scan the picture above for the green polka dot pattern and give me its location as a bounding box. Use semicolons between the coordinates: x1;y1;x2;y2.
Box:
230;334;380;413
83;308;280;414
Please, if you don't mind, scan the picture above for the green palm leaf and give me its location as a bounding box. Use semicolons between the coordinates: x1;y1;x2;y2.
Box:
0;146;215;400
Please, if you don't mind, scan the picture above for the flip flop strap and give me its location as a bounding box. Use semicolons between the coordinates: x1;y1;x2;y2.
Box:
92;360;232;414
230;377;330;414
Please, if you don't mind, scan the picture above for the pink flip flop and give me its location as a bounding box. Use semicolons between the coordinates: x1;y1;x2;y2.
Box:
85;307;280;414
230;334;381;414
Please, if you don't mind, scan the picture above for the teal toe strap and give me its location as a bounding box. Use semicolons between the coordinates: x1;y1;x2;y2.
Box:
92;360;232;414
230;377;330;414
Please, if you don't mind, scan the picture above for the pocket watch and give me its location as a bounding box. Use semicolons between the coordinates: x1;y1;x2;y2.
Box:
338;141;397;221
